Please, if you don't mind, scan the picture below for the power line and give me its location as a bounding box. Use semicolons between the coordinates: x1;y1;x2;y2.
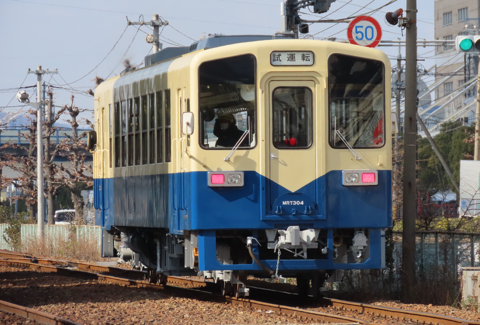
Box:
105;25;143;79
169;25;196;41
9;0;140;15
309;0;376;37
325;0;399;39
0;73;29;113
57;25;129;86
0;85;36;92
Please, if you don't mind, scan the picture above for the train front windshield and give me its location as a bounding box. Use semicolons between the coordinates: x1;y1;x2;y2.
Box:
328;54;385;148
199;54;256;149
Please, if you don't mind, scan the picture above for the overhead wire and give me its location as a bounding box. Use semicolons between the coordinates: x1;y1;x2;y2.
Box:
309;0;376;37
325;1;399;39
0;73;29;114
104;24;143;79
303;0;353;25
57;25;129;86
168;24;196;41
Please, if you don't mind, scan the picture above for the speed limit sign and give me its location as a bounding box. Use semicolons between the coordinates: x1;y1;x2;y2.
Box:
347;16;382;48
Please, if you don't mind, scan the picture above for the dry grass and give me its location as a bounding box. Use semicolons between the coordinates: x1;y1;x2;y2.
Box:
21;225;102;262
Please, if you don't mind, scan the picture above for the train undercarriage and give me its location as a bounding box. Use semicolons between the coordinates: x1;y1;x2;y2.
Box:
110;226;372;298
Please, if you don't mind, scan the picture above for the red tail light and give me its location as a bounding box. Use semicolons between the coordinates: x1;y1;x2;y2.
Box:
362;173;376;183
211;174;225;184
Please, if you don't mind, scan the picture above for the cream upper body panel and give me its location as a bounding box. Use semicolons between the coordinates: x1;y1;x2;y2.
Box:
94;39;391;179
93;76;119;179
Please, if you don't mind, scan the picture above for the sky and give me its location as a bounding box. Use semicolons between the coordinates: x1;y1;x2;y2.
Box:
0;0;440;126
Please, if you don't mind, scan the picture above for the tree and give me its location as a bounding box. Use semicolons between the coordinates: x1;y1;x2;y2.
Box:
0;110;38;219
44;89;67;224
57;96;93;224
417;121;474;196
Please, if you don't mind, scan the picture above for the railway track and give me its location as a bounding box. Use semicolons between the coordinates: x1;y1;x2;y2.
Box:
1;250;479;325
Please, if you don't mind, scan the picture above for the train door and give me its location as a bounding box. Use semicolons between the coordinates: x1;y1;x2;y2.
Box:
97;107;105;225
172;88;187;234
265;80;319;220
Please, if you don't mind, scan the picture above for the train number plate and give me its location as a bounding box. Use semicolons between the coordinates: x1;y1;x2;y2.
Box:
271;51;314;66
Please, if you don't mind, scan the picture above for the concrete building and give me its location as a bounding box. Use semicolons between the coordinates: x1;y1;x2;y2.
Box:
430;0;479;127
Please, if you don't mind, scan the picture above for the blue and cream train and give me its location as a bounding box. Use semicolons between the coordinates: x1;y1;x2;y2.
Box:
92;35;392;297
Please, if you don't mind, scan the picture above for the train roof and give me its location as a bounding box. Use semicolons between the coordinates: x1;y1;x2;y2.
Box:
145;34;295;66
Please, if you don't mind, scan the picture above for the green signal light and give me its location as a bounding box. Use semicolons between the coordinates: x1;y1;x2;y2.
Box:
459;38;473;51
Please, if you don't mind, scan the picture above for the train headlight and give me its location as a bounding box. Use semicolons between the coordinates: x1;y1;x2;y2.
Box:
344;173;359;183
208;171;244;187
342;170;378;186
227;174;242;184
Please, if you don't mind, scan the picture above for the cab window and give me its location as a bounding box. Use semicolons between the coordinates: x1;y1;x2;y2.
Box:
328;54;385;148
199;54;256;149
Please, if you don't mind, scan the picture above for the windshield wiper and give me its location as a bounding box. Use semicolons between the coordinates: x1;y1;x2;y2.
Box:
224;130;249;162
335;130;361;160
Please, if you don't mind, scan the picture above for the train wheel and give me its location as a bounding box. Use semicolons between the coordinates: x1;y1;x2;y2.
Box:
147;269;158;284
296;274;310;298
159;273;168;285
311;271;326;299
233;283;245;298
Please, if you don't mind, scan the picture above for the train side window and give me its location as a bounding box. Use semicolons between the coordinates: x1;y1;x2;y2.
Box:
272;87;312;149
328;54;385;148
199;54;256;149
134;97;140;165
128;99;134;166
115;102;121;168
149;94;155;164
121;100;127;167
165;89;171;162
156;91;163;163
141;95;148;165
109;103;113;168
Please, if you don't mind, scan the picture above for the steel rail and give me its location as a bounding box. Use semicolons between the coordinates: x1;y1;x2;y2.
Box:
0;256;364;324
0;300;81;325
325;298;480;325
229;297;366;324
2;251;480;325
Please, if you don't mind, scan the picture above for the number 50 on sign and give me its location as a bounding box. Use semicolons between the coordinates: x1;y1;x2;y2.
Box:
347;16;382;48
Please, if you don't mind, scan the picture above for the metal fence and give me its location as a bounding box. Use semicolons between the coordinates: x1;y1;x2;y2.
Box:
0;128;88;146
341;231;480;304
0;224;102;251
392;231;480;273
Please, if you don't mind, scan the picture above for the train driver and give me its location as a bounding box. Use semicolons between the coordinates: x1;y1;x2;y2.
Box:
213;113;249;147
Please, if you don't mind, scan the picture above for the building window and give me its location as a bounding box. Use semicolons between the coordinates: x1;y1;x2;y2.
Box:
443;35;453;51
444;82;453;96
458;8;468;22
459;80;465;88
443;12;452;26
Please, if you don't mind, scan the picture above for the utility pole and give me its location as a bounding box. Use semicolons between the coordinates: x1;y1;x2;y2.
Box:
127;14;168;54
27;66;57;240
402;0;417;303
394;52;403;220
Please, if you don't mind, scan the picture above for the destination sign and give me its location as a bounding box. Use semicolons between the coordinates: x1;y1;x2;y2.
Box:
270;51;314;66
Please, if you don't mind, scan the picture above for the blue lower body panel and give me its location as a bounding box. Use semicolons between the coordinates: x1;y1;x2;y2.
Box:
94;169;392;232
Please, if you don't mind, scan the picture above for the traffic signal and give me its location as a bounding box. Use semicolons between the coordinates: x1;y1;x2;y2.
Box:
313;0;337;14
456;35;480;52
